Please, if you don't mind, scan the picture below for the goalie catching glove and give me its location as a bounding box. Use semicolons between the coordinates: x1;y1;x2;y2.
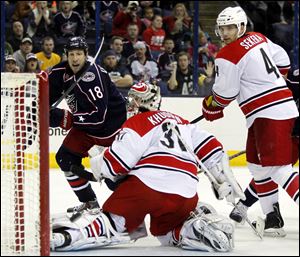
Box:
207;153;245;203
202;95;224;121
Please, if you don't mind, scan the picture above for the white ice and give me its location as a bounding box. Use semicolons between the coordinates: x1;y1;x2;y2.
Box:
50;167;299;256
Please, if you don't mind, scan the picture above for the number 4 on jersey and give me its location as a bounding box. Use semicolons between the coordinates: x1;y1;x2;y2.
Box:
260;48;280;79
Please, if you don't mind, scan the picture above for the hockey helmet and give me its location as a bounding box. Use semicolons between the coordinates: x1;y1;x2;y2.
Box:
126;81;161;119
215;6;248;39
64;36;88;55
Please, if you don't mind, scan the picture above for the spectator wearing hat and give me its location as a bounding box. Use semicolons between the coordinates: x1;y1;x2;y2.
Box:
4;55;20;73
13;37;34;72
35;36;61;71
128;41;159;82
112;1;143;37
102;50;133;95
24;53;41;73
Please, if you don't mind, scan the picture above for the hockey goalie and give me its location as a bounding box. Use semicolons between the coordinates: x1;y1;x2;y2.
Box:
51;82;245;252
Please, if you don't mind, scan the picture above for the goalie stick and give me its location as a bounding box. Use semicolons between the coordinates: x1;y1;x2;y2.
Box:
50;36;104;110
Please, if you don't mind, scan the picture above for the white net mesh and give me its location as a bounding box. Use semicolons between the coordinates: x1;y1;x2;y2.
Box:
1;73;47;256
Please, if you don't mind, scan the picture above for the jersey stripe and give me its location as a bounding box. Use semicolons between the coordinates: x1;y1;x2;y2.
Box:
104;148;130;175
239;87;293;117
132;164;199;181
194;136;223;161
213;90;238;107
137;154;198;176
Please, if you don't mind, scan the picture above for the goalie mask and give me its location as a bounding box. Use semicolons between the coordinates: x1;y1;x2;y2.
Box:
215;6;247;40
126;81;161;119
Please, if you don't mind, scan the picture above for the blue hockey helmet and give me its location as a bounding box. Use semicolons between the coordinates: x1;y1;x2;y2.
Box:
64;36;88;55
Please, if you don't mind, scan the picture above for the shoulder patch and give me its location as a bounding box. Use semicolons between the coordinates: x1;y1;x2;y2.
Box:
82;72;95;82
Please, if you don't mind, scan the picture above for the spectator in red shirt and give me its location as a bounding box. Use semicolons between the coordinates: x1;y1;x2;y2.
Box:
188;31;219;68
142;14;166;58
163;3;192;51
112;1;143;37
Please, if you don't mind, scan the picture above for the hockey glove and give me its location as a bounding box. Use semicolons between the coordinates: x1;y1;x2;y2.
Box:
50;108;73;130
202;95;224;121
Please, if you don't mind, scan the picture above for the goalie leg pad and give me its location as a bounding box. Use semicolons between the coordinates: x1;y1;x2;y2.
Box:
180;213;234;252
51;211;132;251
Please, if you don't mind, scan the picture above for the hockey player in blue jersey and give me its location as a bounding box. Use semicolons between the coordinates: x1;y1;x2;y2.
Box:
49;36;127;216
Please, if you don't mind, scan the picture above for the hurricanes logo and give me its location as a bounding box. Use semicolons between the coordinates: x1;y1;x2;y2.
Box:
82;72;95;82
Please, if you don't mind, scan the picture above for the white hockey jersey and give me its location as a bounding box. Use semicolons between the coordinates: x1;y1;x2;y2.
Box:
212;32;298;128
100;110;224;198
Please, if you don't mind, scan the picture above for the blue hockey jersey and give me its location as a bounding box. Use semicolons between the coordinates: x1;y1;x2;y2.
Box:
49;61;127;137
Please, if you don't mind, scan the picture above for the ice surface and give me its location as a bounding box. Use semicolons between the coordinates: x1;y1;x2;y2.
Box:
50;167;299;256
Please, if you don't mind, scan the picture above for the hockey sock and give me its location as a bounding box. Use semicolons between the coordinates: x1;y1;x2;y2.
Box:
240;179;259;207
66;174;97;202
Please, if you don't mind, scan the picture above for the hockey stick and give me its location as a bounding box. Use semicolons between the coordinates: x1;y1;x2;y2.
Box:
50;36;104;110
229;150;246;160
165;122;264;239
191;115;204;124
189;115;246;160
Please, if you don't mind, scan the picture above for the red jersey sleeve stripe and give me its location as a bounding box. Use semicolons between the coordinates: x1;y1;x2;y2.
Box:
213;90;237;107
104;149;130;175
195;137;223;160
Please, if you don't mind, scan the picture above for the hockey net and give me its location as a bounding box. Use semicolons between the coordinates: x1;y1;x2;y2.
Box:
1;72;50;256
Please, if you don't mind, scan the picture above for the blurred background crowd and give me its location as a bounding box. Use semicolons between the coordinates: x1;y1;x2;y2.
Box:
2;1;299;97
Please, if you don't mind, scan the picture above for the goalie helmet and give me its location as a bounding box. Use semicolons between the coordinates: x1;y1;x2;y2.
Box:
65;36;88;55
126;81;161;119
215;6;248;39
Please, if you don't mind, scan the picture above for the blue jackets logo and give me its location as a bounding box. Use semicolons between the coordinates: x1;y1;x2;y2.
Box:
82;72;96;82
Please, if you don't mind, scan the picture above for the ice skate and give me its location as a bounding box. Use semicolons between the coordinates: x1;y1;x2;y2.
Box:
253;202;286;237
67;200;100;221
229;201;248;225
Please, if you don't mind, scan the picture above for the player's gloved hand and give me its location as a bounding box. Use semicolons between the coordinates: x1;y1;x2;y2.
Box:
202;95;224;121
50;108;73;130
60;109;73;130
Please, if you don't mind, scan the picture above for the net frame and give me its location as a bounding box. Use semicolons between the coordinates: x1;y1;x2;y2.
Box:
1;72;50;256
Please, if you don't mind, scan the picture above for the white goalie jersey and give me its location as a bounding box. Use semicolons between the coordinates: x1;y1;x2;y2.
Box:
96;110;224;198
212;32;298;128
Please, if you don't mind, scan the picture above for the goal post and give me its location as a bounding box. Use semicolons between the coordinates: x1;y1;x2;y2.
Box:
1;72;50;256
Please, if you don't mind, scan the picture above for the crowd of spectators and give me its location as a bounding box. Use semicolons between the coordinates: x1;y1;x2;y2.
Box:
238;1;295;62
4;1;296;97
